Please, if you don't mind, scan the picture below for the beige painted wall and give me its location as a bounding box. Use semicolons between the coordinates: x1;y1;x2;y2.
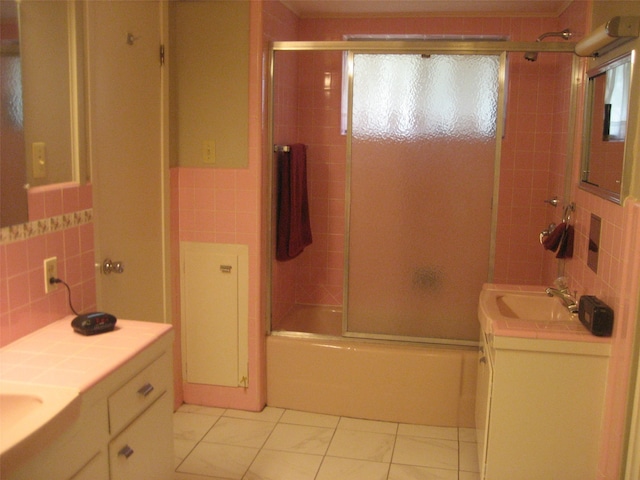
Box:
174;1;249;169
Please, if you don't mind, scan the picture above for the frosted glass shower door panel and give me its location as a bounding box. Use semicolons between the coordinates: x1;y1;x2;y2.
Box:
346;54;499;342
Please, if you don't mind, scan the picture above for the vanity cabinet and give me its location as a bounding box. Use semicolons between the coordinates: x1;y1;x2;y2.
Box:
7;326;173;480
109;390;172;480
108;351;173;480
475;331;609;480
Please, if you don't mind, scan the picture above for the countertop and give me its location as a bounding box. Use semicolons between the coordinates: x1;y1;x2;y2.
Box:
0;317;173;392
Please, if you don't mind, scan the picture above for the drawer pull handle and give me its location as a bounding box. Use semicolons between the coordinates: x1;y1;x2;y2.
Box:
137;383;155;397
118;445;134;459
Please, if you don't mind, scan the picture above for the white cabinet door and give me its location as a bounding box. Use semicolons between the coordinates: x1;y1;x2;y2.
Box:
181;242;249;387
482;348;607;480
70;453;108;480
109;392;173;480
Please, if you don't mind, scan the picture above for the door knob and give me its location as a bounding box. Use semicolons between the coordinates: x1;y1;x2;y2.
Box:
102;258;124;274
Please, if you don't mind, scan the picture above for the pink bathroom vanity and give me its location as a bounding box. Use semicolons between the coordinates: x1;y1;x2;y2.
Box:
475;283;611;480
0;318;174;480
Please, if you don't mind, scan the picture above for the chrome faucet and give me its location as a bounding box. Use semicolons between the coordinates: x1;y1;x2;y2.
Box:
545;277;578;313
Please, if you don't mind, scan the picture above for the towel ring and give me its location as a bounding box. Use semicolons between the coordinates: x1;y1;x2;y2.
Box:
562;202;575;223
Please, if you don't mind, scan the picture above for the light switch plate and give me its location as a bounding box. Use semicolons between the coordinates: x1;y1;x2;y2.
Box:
33;142;46;178
202;140;216;165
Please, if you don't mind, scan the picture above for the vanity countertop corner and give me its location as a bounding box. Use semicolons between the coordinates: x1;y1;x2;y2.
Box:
0;317;173;392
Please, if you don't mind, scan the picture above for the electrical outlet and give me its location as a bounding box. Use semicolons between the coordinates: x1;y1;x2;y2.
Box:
44;257;58;293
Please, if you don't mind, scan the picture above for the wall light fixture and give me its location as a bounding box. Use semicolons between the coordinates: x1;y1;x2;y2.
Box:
575;16;640;57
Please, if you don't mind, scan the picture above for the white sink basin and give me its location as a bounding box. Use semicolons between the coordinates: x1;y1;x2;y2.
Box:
494;291;574;322
0;381;80;459
1;392;43;424
479;286;577;329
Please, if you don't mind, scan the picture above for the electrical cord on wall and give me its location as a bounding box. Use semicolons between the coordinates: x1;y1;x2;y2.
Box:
50;277;80;316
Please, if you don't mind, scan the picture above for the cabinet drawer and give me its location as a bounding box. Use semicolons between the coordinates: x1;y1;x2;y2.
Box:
109;391;173;480
108;352;170;434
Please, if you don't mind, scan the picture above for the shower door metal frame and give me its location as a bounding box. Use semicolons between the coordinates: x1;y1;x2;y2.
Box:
266;40;577;344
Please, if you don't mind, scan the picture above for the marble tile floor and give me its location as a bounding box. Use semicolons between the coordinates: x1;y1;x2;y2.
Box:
173;404;481;480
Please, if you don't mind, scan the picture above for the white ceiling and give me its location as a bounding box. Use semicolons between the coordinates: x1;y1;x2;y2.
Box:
280;0;573;18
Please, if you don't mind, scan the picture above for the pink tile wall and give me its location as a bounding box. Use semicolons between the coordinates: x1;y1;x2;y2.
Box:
289;14;570;296
495;52;574;284
0;183;96;347
176;167;259;247
594;200;640;480
566;184;631;480
560;3;634;476
271;49;300;321
294;50;346;306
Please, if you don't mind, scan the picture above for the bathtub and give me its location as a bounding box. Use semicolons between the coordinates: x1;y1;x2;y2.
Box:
266;333;478;427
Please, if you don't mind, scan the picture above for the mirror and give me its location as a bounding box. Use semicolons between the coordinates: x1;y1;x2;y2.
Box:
0;0;87;228
1;0;28;227
580;53;632;204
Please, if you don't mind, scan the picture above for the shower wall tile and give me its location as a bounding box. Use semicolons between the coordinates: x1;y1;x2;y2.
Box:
494;50;573;285
560;6;630;463
269;8;301;320
291;13;572;292
264;2;614;336
293;49;346;306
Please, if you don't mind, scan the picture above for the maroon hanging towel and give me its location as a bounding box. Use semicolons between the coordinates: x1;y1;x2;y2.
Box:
276;144;312;261
543;223;566;251
556;224;574;259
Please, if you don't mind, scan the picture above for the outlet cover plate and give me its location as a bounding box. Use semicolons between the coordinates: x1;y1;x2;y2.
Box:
44;257;58;293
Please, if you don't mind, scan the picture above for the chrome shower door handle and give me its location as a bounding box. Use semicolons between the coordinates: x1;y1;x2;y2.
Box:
102;258;125;274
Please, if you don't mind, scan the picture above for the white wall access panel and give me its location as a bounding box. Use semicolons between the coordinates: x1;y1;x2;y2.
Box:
180;242;249;387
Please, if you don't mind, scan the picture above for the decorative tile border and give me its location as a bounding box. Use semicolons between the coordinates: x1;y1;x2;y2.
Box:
0;209;93;245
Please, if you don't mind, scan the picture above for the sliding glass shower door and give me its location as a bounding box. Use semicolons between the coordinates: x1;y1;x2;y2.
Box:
345;53;500;343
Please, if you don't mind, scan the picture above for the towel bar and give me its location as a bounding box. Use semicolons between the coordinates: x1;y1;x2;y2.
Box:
274;145;291;152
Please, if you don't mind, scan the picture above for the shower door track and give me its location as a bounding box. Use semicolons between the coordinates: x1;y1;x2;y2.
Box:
271;40;577;54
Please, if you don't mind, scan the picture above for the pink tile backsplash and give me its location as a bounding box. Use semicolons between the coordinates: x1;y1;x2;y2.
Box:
0;183;96;347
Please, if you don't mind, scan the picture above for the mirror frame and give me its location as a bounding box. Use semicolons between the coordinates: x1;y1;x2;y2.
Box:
579;52;633;204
